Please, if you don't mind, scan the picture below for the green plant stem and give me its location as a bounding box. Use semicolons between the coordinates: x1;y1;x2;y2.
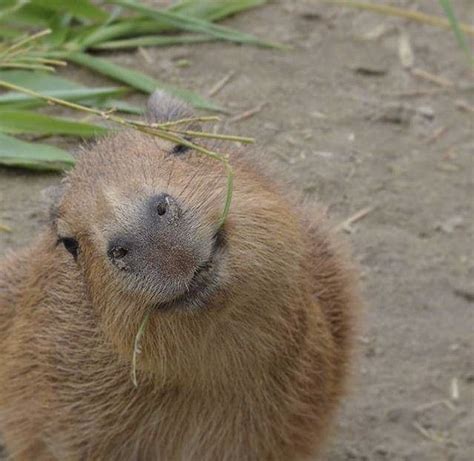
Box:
148;116;220;127
0;29;52;58
0;63;55;71
92;34;215;50
131;309;152;387
166;129;254;144
0;78;112;115
437;0;474;64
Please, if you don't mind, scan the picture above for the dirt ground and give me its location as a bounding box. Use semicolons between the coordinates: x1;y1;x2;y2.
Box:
1;1;473;460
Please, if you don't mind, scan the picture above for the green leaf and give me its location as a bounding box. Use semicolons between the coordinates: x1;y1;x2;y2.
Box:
0;25;24;39
66;19;159;50
67;52;223;111
438;0;474;64
0;0;18;12
0;71;131;111
0;70;80;91
0;86;128;109
0;3;52;27
170;0;267;21
0;132;74;171
92;33;215;50
109;0;281;48
70;0;268;49
0;0;24;21
29;0;109;23
44;12;74;47
0;110;108;137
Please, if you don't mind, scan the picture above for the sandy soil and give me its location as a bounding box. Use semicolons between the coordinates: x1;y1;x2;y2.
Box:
1;1;473;459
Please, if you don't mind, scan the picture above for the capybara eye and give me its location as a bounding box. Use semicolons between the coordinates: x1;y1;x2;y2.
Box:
171;143;190;155
60;237;79;260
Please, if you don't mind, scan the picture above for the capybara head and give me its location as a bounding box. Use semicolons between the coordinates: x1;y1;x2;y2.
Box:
49;92;305;376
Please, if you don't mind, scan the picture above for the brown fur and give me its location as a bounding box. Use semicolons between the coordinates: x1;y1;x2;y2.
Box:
0;94;360;461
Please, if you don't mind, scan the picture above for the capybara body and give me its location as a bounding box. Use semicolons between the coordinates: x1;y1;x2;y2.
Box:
0;93;359;461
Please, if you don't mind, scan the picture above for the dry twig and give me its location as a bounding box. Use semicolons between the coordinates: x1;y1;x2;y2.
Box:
410;68;455;88
229;102;268;122
0;223;13;233
335;206;375;233
208;71;235;97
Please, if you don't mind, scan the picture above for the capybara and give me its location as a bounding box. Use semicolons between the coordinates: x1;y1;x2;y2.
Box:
0;92;359;461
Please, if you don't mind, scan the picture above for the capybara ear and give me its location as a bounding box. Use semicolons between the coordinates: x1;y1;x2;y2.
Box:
146;90;195;124
41;178;70;224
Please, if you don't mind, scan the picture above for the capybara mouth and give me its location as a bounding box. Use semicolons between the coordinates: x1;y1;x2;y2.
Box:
153;227;226;311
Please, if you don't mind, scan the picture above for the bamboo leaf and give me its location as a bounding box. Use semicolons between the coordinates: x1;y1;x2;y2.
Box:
67;52;223;111
0;4;52;27
109;0;281;48
0;110;108;137
0;132;74;171
69;0;269;49
29;0;109;23
44;12;74;47
0;71;139;112
438;0;474;63
92;33;215;50
0;26;23;39
0;87;128;108
170;0;267;21
0;70;80;91
0;0;24;21
67;20;161;49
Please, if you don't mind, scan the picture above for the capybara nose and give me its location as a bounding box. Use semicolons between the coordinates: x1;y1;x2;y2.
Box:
107;193;184;271
107;237;131;269
155;193;170;216
150;193;181;220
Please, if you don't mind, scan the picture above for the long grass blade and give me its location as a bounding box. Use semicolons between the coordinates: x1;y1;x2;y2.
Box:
0;3;52;27
57;1;272;49
110;0;282;48
170;0;267;21
131;309;152;387
66;52;223;111
0;70;79;91
45;12;74;48
29;0;109;23
69;20;166;49
0;132;74;171
0;29;51;58
0;87;127;108
0;0;23;21
92;34;215;50
0;110;108;137
437;0;473;63
0;26;23;39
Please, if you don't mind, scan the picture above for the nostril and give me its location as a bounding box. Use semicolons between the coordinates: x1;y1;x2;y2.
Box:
108;246;128;261
107;238;132;270
156;194;169;216
149;193;180;220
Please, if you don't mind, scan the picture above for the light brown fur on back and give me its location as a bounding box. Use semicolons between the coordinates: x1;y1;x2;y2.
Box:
0;93;360;461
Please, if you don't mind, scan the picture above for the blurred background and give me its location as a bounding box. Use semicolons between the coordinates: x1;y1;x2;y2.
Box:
0;1;473;459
